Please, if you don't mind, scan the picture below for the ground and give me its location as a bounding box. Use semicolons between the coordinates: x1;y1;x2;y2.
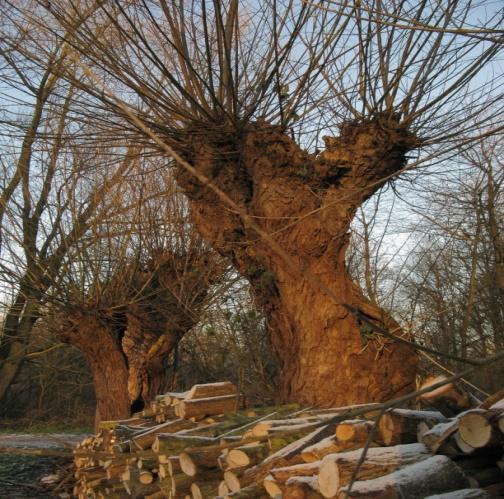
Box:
0;433;87;498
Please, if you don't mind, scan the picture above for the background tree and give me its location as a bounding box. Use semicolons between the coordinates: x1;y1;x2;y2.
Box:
0;21;142;404
52;171;227;424
399;136;504;390
30;0;504;406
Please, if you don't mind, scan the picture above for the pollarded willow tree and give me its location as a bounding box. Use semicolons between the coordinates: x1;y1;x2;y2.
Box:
53;171;226;424
28;0;504;406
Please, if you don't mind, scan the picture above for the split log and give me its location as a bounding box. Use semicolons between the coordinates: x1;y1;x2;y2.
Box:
419;376;475;416
106;463;129;480
177;394;238;420
318;443;431;498
378;409;447;446
458;409;504;448
185;381;238;400
338;455;469;498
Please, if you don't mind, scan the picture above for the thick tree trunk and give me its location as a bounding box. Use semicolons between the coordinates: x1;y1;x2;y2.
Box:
61;315;185;425
177;117;419;406
63;316;131;426
122;312;180;404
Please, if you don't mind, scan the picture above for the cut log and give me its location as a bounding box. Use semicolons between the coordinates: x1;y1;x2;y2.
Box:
302;432;380;464
480;390;504;410
218;480;230;496
263;474;283;498
152;433;215;453
269;461;320;484
185;382;238;400
483;482;504;497
190;480;222;498
224;470;242;493
338;455;469;498
177;394;238;420
250;418;323;438
282;476;323;499
318;443;431;498
242;424;336;485
168;471;194;497
131;418;196;450
226;443;269;469
223;484;270;498
420;419;459;453
139;470;154;484
378;409;447;446
284;476;323;499
453;431;476;454
458;409;503;448
179;448;221;476
335;420;374;443
419;376;474;416
106;463;129;480
467;467;504;488
144;490;167;499
424;489;492;498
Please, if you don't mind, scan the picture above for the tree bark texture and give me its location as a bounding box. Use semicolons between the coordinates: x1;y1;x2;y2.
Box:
59;250;216;424
63;315;130;426
176;117;419;406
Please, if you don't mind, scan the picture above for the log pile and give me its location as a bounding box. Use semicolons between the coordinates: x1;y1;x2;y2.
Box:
72;381;504;498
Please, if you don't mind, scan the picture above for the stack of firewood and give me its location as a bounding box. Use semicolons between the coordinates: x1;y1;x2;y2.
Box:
72;379;504;498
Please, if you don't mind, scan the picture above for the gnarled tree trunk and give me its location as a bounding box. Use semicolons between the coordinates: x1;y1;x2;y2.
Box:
62;313;181;426
177;117;418;406
62;315;130;426
59;250;218;424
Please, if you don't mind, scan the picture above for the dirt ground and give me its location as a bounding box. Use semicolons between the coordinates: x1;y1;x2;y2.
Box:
0;434;86;498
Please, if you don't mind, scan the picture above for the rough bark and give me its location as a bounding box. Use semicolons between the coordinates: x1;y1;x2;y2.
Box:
58;250;217;424
176;117;419;406
61;309;185;426
62;315;130;426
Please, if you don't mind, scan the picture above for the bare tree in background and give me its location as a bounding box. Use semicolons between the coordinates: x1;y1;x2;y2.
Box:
0;17;143;403
0;6;225;415
7;0;504;406
399;135;504;388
